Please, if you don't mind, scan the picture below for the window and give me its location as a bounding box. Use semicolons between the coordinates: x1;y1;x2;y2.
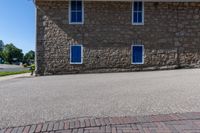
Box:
132;1;144;25
70;45;83;64
131;45;144;64
69;0;84;24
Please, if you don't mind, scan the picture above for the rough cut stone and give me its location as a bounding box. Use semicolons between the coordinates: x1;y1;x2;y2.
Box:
35;1;200;75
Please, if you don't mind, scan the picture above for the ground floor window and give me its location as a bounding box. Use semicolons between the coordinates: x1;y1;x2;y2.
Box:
70;45;83;64
132;45;144;64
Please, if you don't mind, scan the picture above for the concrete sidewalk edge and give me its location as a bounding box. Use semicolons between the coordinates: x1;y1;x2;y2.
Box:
0;73;32;81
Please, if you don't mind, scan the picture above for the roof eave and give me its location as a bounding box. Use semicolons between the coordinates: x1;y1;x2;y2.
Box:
35;0;200;2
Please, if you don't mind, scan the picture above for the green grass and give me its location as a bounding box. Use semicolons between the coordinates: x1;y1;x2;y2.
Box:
0;71;30;77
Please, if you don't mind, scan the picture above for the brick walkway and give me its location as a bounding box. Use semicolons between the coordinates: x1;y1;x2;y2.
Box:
1;112;200;133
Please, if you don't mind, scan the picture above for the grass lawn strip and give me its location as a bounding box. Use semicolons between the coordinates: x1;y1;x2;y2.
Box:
0;71;30;77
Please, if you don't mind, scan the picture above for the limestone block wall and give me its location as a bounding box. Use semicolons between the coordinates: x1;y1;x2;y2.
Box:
36;1;200;75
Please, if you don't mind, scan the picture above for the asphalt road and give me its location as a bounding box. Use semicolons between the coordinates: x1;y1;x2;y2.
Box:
0;64;28;72
1;69;200;128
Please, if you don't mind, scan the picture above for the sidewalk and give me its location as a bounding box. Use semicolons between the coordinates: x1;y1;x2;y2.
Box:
0;73;31;82
1;112;200;133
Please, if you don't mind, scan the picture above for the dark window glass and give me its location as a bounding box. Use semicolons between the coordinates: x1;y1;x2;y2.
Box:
76;1;82;10
134;12;138;23
71;12;77;22
134;2;138;11
133;1;143;24
71;1;77;10
70;0;83;23
77;12;82;22
138;2;142;11
138;12;142;23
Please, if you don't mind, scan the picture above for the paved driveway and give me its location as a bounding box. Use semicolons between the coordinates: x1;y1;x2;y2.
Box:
0;69;200;128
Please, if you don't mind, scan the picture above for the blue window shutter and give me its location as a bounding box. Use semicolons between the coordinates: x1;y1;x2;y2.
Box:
71;46;82;63
132;46;143;64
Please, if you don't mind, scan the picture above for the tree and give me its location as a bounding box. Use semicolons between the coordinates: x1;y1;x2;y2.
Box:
0;40;4;63
0;51;3;59
2;43;24;64
0;51;3;64
0;40;4;51
23;50;35;65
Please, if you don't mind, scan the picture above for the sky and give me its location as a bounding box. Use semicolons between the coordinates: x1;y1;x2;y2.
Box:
0;0;35;54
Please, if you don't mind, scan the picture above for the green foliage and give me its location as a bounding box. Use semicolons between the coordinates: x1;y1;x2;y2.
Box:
2;43;24;64
0;40;4;51
29;64;35;75
23;50;35;65
0;40;34;65
0;40;4;63
30;64;35;70
0;51;3;59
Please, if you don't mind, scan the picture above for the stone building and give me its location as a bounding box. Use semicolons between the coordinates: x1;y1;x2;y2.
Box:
35;0;200;75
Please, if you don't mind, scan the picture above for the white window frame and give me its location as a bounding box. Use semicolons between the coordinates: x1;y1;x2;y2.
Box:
132;1;144;25
131;44;144;64
69;0;84;24
70;44;83;64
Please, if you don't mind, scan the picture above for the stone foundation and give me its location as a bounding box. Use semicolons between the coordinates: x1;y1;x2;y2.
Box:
41;47;200;75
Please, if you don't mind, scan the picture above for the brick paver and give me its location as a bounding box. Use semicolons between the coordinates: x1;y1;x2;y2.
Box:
1;112;200;133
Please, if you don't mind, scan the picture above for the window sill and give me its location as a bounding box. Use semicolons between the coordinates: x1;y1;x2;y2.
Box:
70;62;83;65
69;22;84;25
132;23;144;26
131;62;144;65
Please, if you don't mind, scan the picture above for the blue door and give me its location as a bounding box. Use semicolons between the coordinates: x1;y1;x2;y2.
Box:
132;45;143;64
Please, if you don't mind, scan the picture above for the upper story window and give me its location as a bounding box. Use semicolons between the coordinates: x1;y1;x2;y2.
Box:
132;1;144;25
69;0;84;24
